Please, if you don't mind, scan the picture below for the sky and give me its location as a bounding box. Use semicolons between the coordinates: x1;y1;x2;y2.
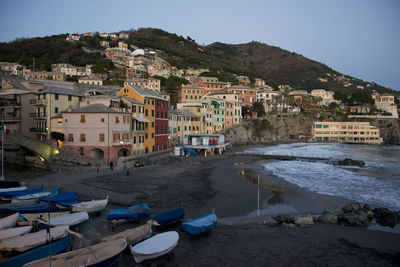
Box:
0;0;399;90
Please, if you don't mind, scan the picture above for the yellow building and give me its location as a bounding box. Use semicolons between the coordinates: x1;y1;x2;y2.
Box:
312;121;383;144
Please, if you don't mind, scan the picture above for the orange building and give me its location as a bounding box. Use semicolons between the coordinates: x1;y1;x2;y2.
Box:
178;84;204;103
227;85;257;107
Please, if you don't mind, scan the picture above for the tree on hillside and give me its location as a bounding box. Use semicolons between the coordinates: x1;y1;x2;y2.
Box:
349;90;374;106
252;102;266;117
91;65;107;74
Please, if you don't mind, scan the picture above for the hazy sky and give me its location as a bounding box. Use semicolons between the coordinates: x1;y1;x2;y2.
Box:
0;0;399;90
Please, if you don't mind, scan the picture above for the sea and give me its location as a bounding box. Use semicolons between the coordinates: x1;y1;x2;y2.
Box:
245;143;400;211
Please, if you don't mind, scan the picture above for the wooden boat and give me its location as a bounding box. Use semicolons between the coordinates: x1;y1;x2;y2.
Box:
0;212;19;229
102;220;159;244
0;186;27;193
71;197;108;213
181;211;217;235
108;203;150;221
38;191;79;204
0;225;69;252
130;231;179;263
40;212;89;227
0;180;21;189
5;203;59;214
0;236;72;267
12;189;58;203
0;225;32;240
23;239;127;267
0;185;43;200
153;208;185;227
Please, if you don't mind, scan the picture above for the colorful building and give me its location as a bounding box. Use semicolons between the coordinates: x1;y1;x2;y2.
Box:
124;78;161;92
227;85;257;107
178;84;204;103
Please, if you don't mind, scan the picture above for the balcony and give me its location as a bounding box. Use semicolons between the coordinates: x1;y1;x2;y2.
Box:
29;99;47;106
30;113;47;119
30;127;47;133
112;140;132;146
0;115;21;121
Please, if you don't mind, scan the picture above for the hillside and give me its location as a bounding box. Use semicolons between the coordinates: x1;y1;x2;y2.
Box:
0;28;397;96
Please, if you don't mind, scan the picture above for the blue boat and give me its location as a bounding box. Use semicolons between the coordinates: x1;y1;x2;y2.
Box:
5;203;59;214
0;185;44;199
0;236;72;267
108;204;150;221
153;208;185;227
181;211;217;235
12;189;58;202
38;192;79;203
55;200;81;207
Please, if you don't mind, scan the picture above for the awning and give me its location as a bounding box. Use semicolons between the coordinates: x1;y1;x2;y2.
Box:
133;116;150;122
211;100;220;105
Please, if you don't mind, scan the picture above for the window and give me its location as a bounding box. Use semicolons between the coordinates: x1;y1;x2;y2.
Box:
133;136;136;144
68;133;73;141
151;133;154;138
101;118;105;122
80;115;85;123
152;110;154;117
145;133;148;139
145;109;148;116
80;134;86;142
79;148;84;155
55;94;58;100
54;107;58;113
132;106;136;113
156;111;159;118
152;100;154;105
68;95;72;101
123;115;126;124
115;116;120;123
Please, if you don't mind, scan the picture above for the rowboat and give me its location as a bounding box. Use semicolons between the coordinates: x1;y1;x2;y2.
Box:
0;236;72;267
23;239;127;267
108;203;150;221
71;197;108;213
40;212;89;227
0;225;69;252
130;231;179;263
0;225;32;240
38;192;78;204
102;220;159;244
5;203;59;214
181;211;217;235
153;208;185;227
0;185;44;200
0;212;19;229
0;186;27;193
12;189;58;203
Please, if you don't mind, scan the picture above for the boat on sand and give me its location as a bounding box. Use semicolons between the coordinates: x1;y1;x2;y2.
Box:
71;197;108;213
0;212;19;229
181;211;217;235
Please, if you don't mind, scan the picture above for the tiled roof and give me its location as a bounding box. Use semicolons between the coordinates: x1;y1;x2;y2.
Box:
62;103;125;113
126;84;163;100
122;96;143;105
38;87;84;97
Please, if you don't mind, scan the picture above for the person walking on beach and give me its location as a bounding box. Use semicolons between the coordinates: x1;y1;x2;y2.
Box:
110;161;113;171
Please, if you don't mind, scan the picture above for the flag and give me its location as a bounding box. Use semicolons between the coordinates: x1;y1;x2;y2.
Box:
1;122;10;135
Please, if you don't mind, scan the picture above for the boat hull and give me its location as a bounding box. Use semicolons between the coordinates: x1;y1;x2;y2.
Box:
181;213;217;235
108;204;150;221
153;208;184;227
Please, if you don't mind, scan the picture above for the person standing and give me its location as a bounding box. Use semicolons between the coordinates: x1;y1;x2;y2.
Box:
110;161;114;171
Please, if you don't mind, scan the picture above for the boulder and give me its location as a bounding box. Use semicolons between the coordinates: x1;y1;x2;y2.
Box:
376;214;396;228
263;217;278;226
281;222;296;229
324;206;344;217
294;214;314;226
343;212;368;227
363;204;371;211
342;202;361;213
317;213;338;224
359;209;374;220
273;215;294;224
374;207;393;218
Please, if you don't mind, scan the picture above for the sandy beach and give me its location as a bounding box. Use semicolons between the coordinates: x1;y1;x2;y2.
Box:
3;148;400;266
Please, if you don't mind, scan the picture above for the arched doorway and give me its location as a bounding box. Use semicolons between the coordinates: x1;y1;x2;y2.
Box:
118;148;130;157
88;148;104;159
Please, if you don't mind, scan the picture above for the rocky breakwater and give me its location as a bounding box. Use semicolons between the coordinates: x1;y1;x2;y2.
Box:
268;203;399;229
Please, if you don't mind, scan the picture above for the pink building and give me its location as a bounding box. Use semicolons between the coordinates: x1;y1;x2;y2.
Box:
62;104;131;165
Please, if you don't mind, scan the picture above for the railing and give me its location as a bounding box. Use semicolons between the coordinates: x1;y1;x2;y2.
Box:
29;127;47;133
29;113;46;119
112;140;132;146
29;99;47;105
0;115;21;121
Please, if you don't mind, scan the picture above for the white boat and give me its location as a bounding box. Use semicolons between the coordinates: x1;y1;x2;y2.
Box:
23;239;127;267
0;226;32;240
103;220;159;244
40;212;89;227
130;231;179;263
0;225;69;252
11;189;57;203
0;186;27;193
71;197;108;213
0;212;19;230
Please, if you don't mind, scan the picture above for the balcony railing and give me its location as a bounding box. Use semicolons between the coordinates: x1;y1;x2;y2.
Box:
30;113;46;119
29;127;47;133
0;115;21;121
112;140;132;146
29;99;47;106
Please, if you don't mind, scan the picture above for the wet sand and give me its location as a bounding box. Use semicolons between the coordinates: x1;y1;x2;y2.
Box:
3;150;400;266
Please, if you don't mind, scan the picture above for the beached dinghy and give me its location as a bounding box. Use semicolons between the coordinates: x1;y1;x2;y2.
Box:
102;220;159;244
12;189;58;203
0;185;43;200
108;203;150;221
5;203;59;214
153;208;185;227
0;186;27;193
0;225;68;252
181;211;217;235
0;212;19;229
38;191;78;204
0;225;32;240
0;236;72;267
40;212;89;227
130;231;179;263
71;197;108;213
23;239;127;267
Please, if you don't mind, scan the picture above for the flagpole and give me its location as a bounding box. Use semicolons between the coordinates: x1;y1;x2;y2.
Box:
1;118;4;181
257;175;260;217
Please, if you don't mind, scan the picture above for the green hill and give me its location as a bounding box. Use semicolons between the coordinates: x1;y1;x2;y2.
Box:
0;28;397;96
